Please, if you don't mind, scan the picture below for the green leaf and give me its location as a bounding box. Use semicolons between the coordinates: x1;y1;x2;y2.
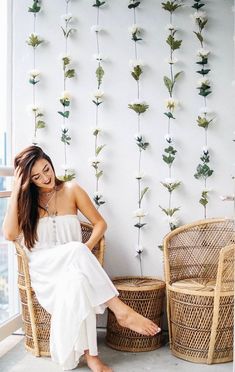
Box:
197;116;213;128
166;34;182;51
58;111;70;118
164;112;175;119
26;33;43;48
192;3;205;9
28;1;41;13
128;103;149;114
139;187;149;204
196;68;211;75
193;31;203;44
134;222;147;228
93;0;106;7
162;1;182;12
65;69;75;78
159;205;180;216
96;144;106;156
96;66;104;88
128;1;141;9
163;76;173;96
131;65;143;81
96;170;103;179
163;154;175;165
36;120;45;129
29;78;39;85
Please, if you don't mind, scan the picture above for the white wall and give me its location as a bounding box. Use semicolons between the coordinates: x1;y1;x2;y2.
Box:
12;0;234;278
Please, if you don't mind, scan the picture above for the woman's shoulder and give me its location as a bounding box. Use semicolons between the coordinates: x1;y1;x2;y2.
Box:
61;180;84;194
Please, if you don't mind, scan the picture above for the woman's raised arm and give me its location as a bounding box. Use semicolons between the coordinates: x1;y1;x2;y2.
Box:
72;182;107;251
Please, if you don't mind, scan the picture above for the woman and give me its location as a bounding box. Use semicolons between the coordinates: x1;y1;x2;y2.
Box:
3;145;160;372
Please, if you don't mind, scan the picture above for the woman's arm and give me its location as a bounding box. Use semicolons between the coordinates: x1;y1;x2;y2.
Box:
2;166;22;241
72;183;107;250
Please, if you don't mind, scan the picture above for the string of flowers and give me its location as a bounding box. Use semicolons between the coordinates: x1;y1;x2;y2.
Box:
90;0;106;208
128;0;149;276
160;1;182;231
192;0;214;217
26;0;45;145
58;0;76;181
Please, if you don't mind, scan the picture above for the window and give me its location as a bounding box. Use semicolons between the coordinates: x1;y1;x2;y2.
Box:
0;0;22;340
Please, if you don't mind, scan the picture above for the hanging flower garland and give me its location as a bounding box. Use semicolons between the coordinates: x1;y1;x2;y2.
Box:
26;0;45;145
128;0;149;276
192;1;214;218
58;1;76;181
90;0;106;208
160;1;182;231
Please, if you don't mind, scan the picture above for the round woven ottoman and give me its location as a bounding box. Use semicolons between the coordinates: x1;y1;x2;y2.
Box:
106;276;165;352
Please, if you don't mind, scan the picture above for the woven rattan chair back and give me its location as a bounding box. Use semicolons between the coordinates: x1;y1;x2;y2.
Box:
15;221;105;357
163;218;235;364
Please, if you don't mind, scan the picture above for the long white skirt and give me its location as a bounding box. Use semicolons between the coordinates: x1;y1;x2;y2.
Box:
28;242;119;370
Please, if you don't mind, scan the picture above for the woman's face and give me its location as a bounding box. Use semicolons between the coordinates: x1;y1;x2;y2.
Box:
30;158;55;191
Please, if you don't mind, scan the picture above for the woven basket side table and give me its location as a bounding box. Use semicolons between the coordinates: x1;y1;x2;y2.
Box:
106;276;166;352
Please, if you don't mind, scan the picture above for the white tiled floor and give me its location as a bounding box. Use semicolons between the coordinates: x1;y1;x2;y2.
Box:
0;330;233;372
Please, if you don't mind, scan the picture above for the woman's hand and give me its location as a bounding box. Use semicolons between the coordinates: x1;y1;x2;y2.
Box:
12;166;23;195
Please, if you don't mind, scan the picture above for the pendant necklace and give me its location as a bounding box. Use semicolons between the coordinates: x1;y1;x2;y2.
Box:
39;187;58;245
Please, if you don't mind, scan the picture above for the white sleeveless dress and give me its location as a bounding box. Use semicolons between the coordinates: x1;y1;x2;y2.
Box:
27;215;119;370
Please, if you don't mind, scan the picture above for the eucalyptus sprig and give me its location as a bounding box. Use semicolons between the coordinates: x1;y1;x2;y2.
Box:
128;0;141;9
28;0;41;13
194;151;214;180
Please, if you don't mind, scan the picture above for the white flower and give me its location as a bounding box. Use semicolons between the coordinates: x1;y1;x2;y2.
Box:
32;136;39;145
165;23;176;31
130;99;145;106
61;164;74;171
197;78;210;87
191;11;207;22
165;134;173;143
27;104;40;114
129;59;144;69
91;25;103;33
135;244;144;256
61;13;73;22
202;145;209;154
199;106;211;115
197;48;210;58
92;89;104;100
135;172;145;180
29;69;40;78
128;24;142;35
60;90;71;100
166;216;180;228
93;53;106;62
165;98;179;111
166;56;178;65
164;177;177;184
133;208;147;218
93;191;103;198
202;188;212;193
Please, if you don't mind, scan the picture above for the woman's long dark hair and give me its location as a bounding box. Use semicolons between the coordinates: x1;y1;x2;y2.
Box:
14;145;64;250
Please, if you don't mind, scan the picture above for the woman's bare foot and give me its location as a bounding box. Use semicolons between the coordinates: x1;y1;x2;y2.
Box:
106;297;161;336
85;353;113;372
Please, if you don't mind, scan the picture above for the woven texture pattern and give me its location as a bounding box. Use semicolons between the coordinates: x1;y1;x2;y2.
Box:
163;218;235;364
15;221;105;357
106;276;165;352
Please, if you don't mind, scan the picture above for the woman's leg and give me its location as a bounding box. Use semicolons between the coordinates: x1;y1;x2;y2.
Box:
84;350;112;372
106;296;161;336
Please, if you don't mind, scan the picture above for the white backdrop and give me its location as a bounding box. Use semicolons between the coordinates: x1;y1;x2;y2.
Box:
12;0;234;278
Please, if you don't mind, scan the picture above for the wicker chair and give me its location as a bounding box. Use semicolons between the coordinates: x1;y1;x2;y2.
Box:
163;218;235;364
14;221;105;357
